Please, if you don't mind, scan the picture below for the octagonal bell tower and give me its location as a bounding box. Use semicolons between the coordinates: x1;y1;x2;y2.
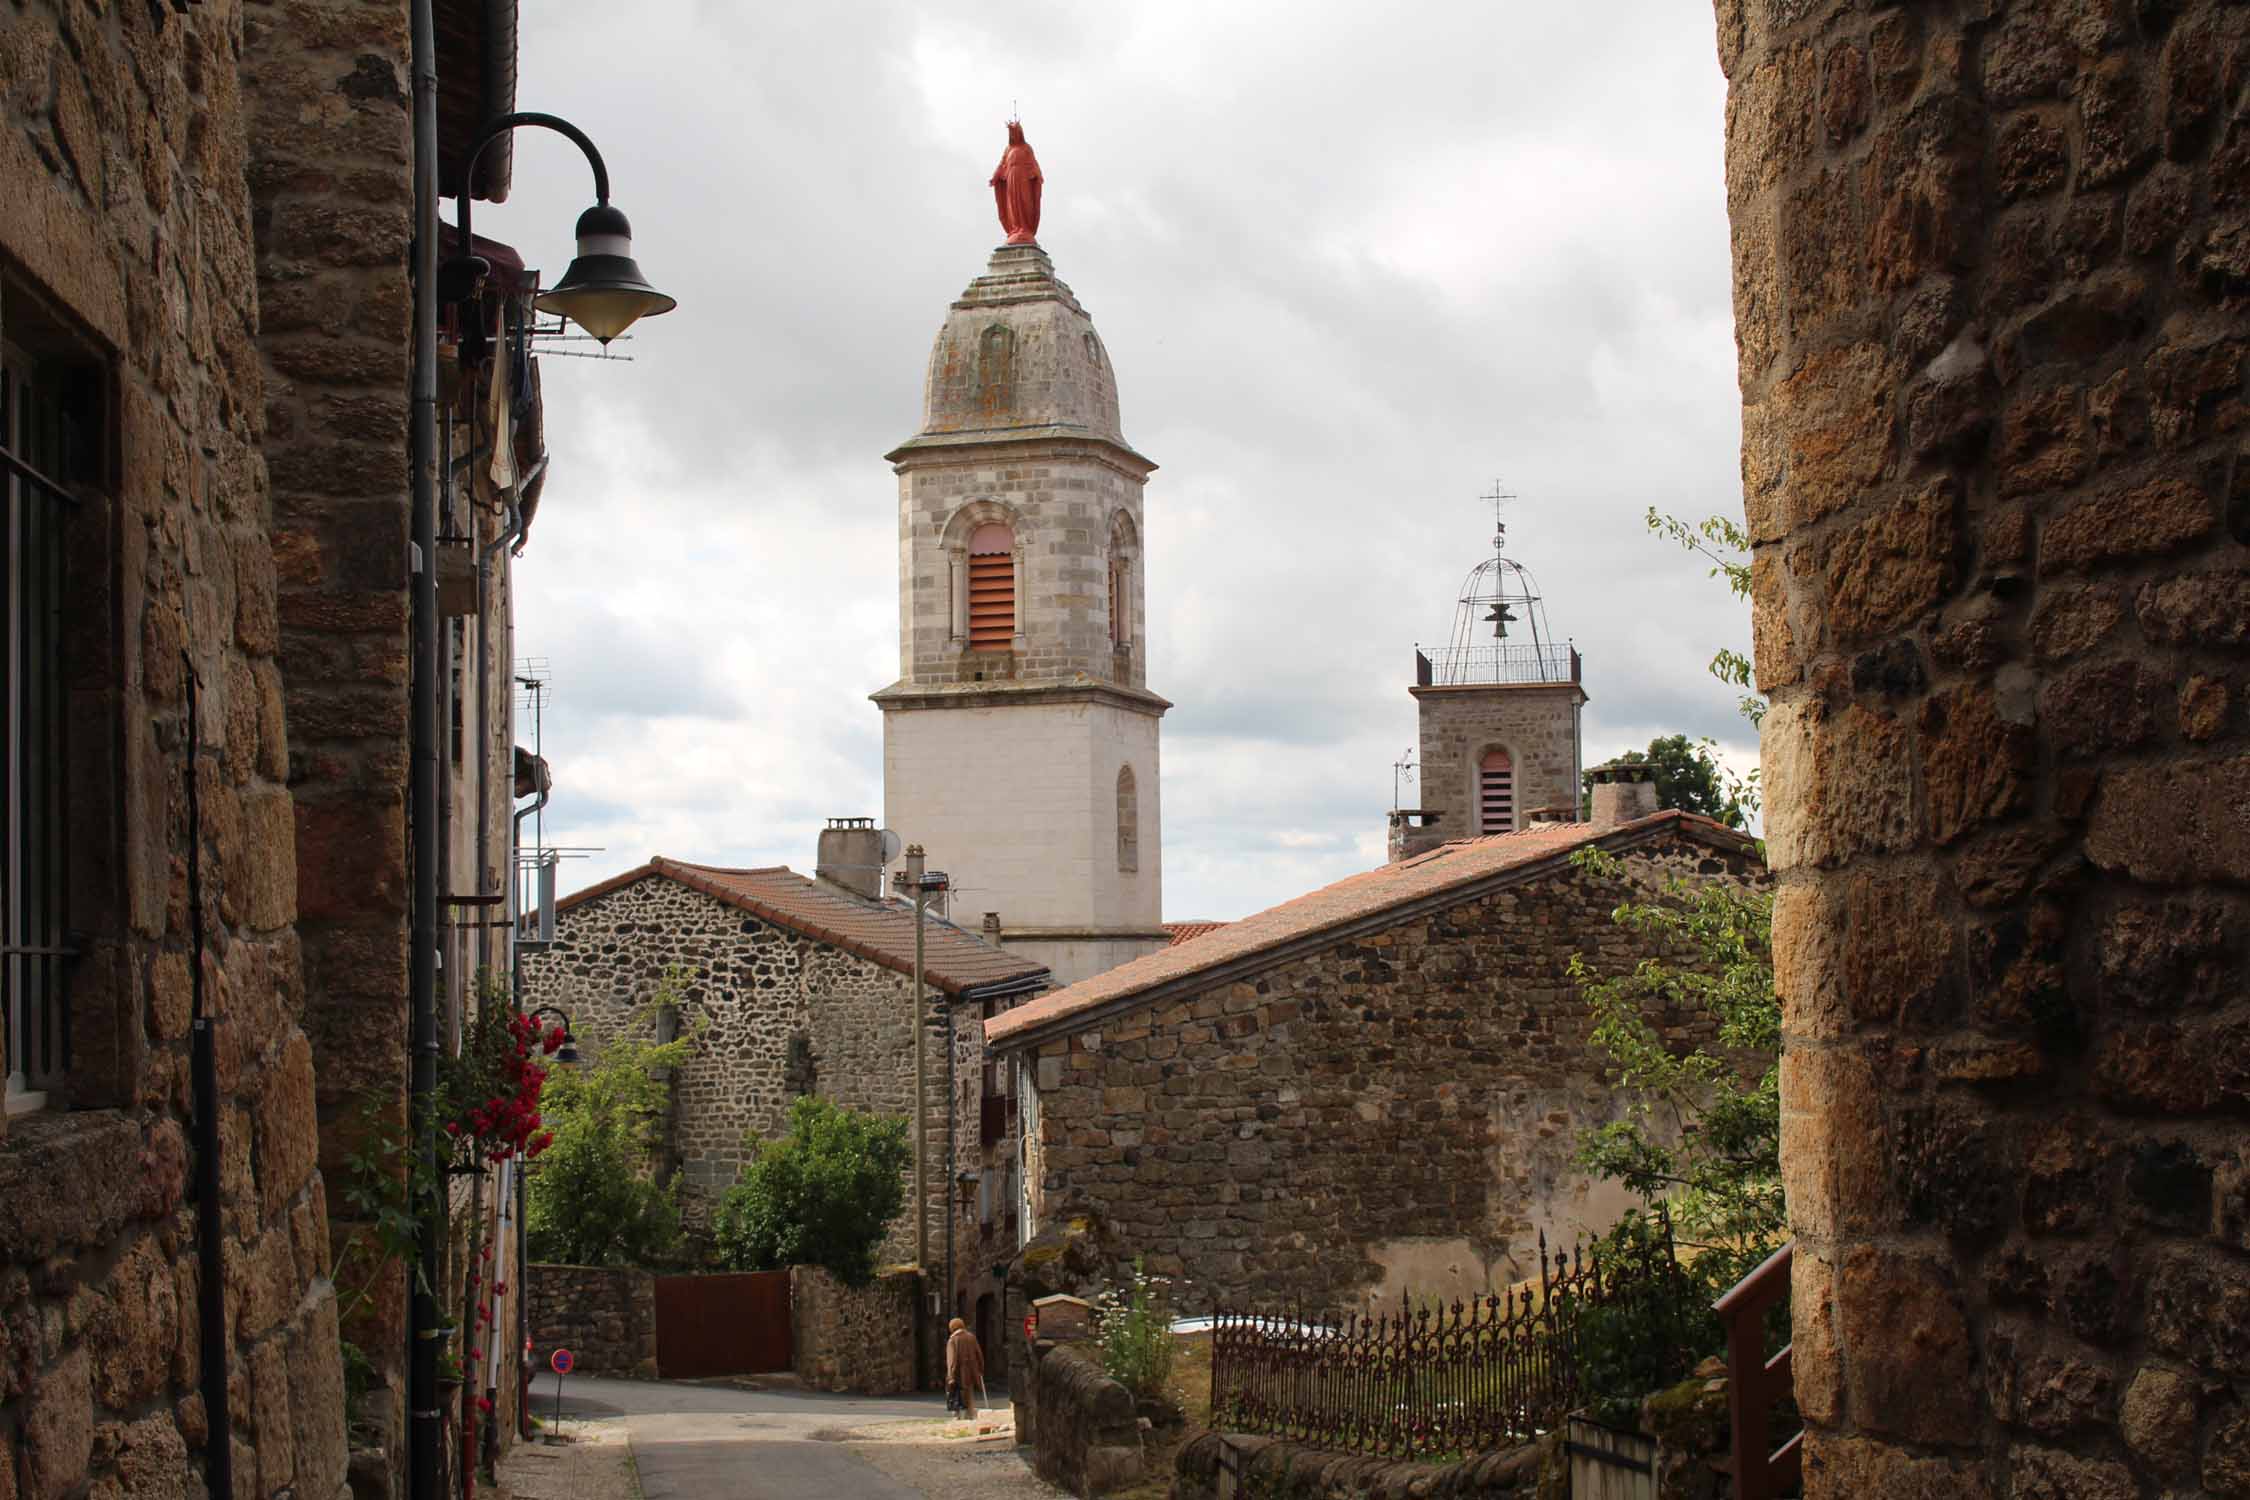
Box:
872;140;1169;987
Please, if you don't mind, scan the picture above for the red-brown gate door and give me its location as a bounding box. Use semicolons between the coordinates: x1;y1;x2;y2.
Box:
651;1271;793;1378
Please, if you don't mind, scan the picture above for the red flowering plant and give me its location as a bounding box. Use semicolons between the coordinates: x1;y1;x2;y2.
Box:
438;998;562;1173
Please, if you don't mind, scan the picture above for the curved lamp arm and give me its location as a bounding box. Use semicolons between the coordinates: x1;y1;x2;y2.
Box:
453;111;611;252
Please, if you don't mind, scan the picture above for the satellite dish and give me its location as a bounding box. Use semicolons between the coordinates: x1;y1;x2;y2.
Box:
879;829;903;865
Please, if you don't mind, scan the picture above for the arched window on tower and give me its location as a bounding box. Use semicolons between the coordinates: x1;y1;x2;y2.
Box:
968;522;1015;650
1116;765;1139;872
1478;748;1515;834
1108;551;1128;649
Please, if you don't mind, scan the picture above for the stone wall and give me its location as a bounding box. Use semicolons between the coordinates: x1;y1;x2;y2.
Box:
1017;1339;1144;1497
791;1266;918;1395
1015;830;1765;1312
1173;1432;1559;1500
523;873;1015;1332
239;0;418;1471
0;1;348;1495
1715;1;2250;1495
524;1265;657;1380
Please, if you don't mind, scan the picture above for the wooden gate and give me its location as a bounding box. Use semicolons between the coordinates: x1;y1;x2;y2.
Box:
652;1271;793;1378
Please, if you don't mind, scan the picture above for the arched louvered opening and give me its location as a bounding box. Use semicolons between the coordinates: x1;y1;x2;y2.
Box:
1478;748;1515;834
968;522;1015;650
1117;764;1139;872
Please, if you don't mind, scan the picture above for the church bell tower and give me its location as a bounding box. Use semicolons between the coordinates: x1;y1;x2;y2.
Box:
872;127;1170;987
1390;489;1586;861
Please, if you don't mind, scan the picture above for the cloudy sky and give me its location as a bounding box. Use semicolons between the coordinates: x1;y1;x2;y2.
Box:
486;0;1753;922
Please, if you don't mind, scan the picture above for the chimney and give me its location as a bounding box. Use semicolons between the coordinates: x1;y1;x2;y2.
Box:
1586;760;1661;830
982;912;1002;941
816;816;884;900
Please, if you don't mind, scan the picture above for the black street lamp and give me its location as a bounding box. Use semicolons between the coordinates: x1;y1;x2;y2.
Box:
523;1005;581;1067
444;111;677;344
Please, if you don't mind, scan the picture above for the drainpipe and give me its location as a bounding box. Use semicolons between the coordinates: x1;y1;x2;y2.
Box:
944;990;956;1332
473;489;524;978
407;0;443;1491
184;657;234;1500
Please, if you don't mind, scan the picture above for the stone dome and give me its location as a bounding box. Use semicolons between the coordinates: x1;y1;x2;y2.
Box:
917;245;1125;444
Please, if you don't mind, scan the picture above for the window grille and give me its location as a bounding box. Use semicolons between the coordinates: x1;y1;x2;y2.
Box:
3;322;90;1113
1478;749;1514;834
967;522;1014;650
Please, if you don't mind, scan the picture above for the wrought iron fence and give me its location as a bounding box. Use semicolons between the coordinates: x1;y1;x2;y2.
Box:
1416;643;1579;688
1208;1226;1678;1462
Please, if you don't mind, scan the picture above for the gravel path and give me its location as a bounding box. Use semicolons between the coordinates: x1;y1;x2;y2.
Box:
842;1406;1066;1500
497;1417;638;1500
494;1378;1065;1499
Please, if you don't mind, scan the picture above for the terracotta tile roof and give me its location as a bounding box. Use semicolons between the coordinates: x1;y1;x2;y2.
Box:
987;811;1758;1047
555;857;1049;997
1163;921;1232;946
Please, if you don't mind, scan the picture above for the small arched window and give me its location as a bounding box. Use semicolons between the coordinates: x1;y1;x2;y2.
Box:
1116;765;1139;872
1478;748;1514;834
1108;551;1128;648
968;522;1015;650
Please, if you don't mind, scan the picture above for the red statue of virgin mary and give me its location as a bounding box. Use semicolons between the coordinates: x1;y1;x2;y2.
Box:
990;121;1043;246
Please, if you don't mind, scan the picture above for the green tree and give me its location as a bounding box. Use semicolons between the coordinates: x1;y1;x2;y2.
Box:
711;1096;910;1287
1569;845;1782;1269
1585;734;1750;829
524;979;698;1267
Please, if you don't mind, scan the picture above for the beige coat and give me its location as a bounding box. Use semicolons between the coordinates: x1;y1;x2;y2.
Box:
945;1328;985;1391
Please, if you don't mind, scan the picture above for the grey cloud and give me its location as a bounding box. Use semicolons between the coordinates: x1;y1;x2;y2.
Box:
499;0;1752;919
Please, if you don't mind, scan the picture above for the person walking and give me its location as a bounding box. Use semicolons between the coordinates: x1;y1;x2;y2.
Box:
944;1316;986;1420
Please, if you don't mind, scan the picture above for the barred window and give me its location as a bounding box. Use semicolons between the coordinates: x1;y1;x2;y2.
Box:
3;286;100;1113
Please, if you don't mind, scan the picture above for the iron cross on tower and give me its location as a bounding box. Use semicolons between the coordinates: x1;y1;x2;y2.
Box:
1479;479;1517;559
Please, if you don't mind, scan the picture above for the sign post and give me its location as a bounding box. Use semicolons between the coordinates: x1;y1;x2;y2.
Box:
548;1348;574;1438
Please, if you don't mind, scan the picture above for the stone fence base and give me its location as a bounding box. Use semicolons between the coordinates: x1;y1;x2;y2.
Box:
526;1263;659;1379
791;1265;919;1395
1012;1336;1145;1496
1171;1365;1734;1500
1174;1431;1560;1500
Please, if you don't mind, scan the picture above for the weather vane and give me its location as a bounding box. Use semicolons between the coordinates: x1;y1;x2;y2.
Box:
1479;478;1517;554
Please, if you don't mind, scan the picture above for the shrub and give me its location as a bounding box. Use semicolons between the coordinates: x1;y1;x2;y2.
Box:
524;977;697;1267
1571;1212;1723;1428
1093;1259;1177;1398
712;1096;910;1286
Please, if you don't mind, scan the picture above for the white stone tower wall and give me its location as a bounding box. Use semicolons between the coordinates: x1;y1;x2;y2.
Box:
882;696;1160;930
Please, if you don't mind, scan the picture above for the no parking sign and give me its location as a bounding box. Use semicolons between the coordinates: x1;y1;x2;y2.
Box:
550;1348;574;1376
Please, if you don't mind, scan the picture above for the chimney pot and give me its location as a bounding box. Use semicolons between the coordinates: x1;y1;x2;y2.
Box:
1586;761;1661;830
815;817;885;900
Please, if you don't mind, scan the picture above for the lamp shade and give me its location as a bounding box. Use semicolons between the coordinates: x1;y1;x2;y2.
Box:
534;202;676;344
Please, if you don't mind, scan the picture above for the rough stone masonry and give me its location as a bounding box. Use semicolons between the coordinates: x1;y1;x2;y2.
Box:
2;1;350;1495
1715;1;2250;1494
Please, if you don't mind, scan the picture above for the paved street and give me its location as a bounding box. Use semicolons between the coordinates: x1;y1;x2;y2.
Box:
543;1374;982;1500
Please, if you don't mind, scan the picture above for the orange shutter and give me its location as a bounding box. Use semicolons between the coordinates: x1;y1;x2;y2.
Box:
968;524;1014;650
1479;749;1514;833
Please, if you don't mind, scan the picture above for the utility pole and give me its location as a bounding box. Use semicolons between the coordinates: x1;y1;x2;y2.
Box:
902;843;928;1271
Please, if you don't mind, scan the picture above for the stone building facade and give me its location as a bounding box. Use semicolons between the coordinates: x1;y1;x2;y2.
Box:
523;854;1049;1354
987;810;1766;1312
1392;676;1588;861
1716;2;2250;1495
248;0;542;1485
2;2;349;1494
874;234;1172;988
